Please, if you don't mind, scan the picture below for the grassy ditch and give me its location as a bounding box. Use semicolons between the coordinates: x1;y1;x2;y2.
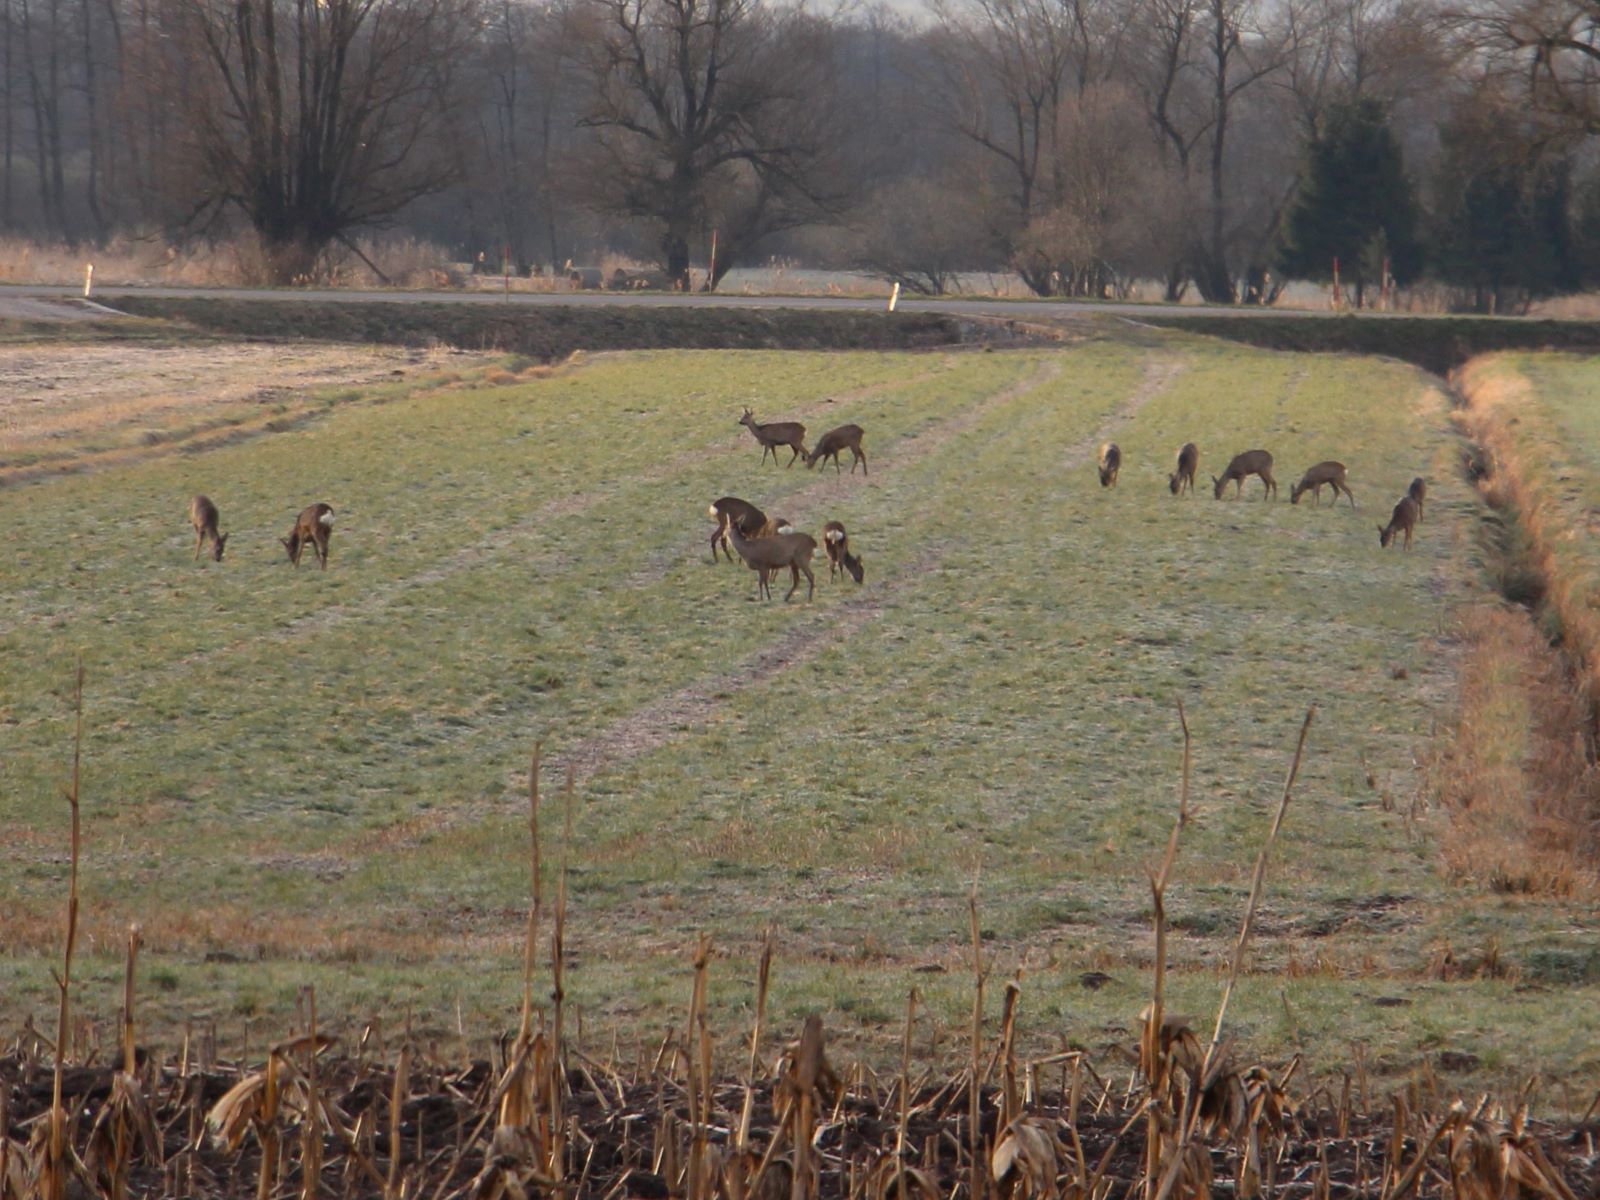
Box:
1438;355;1600;902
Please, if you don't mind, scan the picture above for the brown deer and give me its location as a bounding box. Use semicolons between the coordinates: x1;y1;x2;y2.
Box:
1379;495;1418;549
1169;443;1198;495
1290;461;1355;508
708;497;770;562
1408;476;1427;521
1213;450;1277;500
189;494;228;562
282;502;335;569
804;424;868;474
726;518;817;601
1097;442;1121;487
822;521;864;584
739;408;807;467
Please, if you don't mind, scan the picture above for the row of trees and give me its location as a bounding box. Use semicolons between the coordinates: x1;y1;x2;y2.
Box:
4;0;1600;307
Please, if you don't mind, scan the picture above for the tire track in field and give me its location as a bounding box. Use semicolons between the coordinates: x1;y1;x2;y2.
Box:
620;355;1070;588
336;348;1184;858
540;353;1187;786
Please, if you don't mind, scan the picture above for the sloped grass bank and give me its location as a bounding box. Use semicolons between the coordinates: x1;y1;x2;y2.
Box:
107;296;967;358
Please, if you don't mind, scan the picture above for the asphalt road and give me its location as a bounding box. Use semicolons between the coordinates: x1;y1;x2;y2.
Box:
0;282;1385;322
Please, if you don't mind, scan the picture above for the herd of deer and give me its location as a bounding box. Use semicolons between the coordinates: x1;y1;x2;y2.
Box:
707;409;870;601
182;409;1427;602
186;495;335;568
1098;442;1428;549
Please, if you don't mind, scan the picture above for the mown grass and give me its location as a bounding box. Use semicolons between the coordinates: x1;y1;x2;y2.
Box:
4;326;1599;1099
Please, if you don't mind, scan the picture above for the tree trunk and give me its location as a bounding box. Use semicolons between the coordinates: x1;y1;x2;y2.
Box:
662;227;691;291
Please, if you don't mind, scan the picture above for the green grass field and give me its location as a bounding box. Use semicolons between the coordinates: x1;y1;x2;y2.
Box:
4;324;1599;1096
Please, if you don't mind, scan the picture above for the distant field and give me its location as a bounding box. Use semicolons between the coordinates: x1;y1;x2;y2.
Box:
3;323;1598;1095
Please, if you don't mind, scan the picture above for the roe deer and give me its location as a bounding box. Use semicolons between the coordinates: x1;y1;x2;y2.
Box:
1290;461;1355;508
189;494;228;561
804;424;867;474
823;521;864;584
726;519;817;601
1169;443;1198;495
708;497;770;562
739;408;807;467
283;502;335;568
1097;442;1121;488
1408;476;1427;521
1213;450;1277;500
1379;495;1418;549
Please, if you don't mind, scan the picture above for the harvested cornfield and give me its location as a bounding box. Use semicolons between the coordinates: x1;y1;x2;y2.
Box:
2;984;1594;1198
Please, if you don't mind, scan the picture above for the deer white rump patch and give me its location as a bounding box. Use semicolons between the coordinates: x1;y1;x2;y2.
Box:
708;503;721;518
825;528;844;543
319;510;335;526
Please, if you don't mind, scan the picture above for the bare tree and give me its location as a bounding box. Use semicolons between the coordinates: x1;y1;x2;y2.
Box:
576;0;847;289
156;0;477;282
928;0;1135;295
1458;0;1600;135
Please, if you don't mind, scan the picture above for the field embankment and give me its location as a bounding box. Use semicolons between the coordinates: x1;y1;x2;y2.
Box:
105;296;968;357
1143;313;1600;373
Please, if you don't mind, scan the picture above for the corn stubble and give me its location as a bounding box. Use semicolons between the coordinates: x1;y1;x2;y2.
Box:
2;696;1595;1198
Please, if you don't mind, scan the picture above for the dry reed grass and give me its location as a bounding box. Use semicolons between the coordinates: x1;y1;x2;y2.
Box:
0;233;459;289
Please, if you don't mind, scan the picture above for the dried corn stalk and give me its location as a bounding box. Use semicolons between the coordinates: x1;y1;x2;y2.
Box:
991;1117;1061;1200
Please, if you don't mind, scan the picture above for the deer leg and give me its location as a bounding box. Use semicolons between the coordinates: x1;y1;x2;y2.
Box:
1344;484;1356;508
787;445;800;467
194;528;204;559
801;561;814;601
856;448;867;475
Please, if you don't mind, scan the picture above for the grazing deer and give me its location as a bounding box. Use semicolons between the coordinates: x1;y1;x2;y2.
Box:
739;408;807;467
1379;495;1418;550
708;497;770;562
189;494;228;562
804;424;868;474
726;518;817;601
1290;461;1356;508
1097;442;1121;488
1408;476;1427;521
823;521;864;584
1169;443;1198;495
282;502;335;569
1213;450;1277;500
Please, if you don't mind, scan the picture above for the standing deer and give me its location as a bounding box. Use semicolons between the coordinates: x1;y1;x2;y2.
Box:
739;408;807;466
822;521;864;584
804;424;867;474
708;497;771;562
189;495;229;561
1290;461;1356;508
1169;443;1198;495
1213;450;1277;500
1097;442;1121;488
726;518;817;601
283;502;335;569
1408;476;1427;521
1379;496;1418;549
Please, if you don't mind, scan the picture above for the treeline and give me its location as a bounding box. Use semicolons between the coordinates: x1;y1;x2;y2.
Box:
3;0;1600;309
